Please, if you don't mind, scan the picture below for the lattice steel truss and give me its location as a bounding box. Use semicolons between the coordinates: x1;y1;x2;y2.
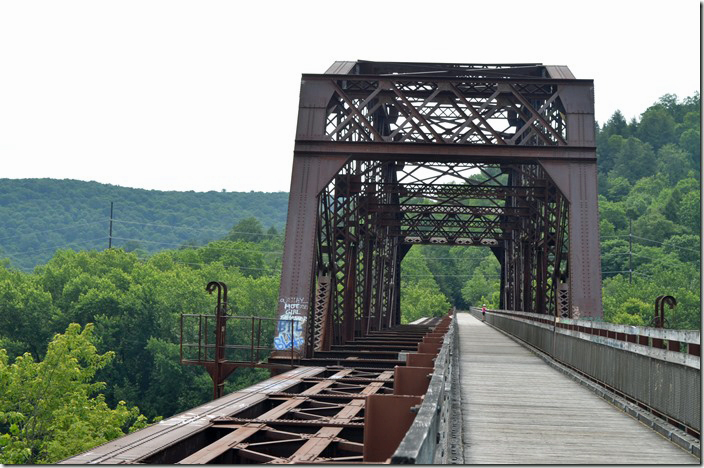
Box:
308;160;571;349
313;160;403;350
276;61;601;357
323;76;567;146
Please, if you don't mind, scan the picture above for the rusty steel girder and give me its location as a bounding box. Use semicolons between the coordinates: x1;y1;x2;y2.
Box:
64;316;453;464
276;61;601;358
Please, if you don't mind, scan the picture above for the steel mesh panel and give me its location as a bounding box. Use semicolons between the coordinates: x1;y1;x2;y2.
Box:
557;334;700;431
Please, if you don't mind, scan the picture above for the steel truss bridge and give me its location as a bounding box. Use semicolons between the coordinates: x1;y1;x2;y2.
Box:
62;61;701;464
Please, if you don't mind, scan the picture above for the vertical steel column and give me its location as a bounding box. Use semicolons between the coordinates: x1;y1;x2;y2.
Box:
274;155;347;357
540;160;602;318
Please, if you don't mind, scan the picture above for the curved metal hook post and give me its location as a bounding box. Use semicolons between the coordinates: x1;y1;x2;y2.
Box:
205;281;229;399
661;295;677;309
654;295;665;327
653;295;676;328
206;281;229;316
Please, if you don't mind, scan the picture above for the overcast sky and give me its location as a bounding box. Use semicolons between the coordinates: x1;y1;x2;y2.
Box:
0;0;700;193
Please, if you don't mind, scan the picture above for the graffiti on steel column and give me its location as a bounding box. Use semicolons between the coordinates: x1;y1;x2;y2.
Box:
274;297;308;351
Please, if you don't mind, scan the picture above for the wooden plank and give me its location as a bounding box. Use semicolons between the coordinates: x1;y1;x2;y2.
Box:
456;313;698;464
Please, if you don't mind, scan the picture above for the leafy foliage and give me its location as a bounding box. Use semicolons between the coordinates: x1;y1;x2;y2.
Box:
597;92;700;329
0;227;284;430
0;324;148;464
460;255;501;308
400;248;451;323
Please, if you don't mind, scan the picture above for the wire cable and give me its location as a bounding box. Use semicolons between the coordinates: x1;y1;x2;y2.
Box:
601;270;653;279
2;237;107;258
165;260;282;273
600;233;700;254
0;221;106;242
601;251;659;260
110;237;283;255
629;234;700;253
111;219;282;237
403;274;501;278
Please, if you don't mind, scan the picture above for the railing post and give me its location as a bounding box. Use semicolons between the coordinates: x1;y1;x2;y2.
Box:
256;318;262;363
199;314;203;361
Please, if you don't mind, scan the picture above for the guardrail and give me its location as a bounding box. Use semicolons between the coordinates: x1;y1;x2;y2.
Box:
391;311;460;463
180;314;300;371
472;307;701;439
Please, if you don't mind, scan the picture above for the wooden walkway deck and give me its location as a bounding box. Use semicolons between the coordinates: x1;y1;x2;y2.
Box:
457;312;698;464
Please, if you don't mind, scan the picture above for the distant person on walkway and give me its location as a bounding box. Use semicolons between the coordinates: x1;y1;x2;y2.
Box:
482;304;486;321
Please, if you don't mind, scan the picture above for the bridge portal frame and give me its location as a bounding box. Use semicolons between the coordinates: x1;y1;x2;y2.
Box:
276;61;601;357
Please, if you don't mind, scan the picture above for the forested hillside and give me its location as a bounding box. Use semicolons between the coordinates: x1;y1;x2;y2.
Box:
0;179;289;271
595;93;700;328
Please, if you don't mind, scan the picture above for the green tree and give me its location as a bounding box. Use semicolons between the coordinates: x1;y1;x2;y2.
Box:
602;110;629;137
662;234;701;265
461;256;501;308
596;130;625;175
400;283;452;324
679;128;701;170
622;193;649;220
637;105;676;150
605;176;632;201
607;298;647;326
419;245;464;307
599;219;616;238
400;248;451;323
611;137;657;183
599;198;628;231
600;239;630;277
197;240;268;276
0;324;148;464
226;217;266;243
0;269;54;359
676;190;701;234
602;260;700;330
632;210;683;244
0;179;289;271
656;144;693;184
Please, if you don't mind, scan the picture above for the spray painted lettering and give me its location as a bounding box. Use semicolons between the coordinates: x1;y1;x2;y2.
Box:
273;297;309;350
273;319;305;350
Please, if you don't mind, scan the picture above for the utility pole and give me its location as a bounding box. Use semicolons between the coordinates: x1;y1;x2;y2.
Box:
108;201;114;249
628;218;632;284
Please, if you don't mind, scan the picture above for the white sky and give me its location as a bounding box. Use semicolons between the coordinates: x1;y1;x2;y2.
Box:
0;0;700;193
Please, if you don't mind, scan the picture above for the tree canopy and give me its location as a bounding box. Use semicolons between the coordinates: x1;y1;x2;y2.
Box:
0;323;149;464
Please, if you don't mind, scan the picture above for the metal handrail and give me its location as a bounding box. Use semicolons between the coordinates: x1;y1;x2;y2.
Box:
391;312;459;464
180;314;299;367
475;307;701;355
